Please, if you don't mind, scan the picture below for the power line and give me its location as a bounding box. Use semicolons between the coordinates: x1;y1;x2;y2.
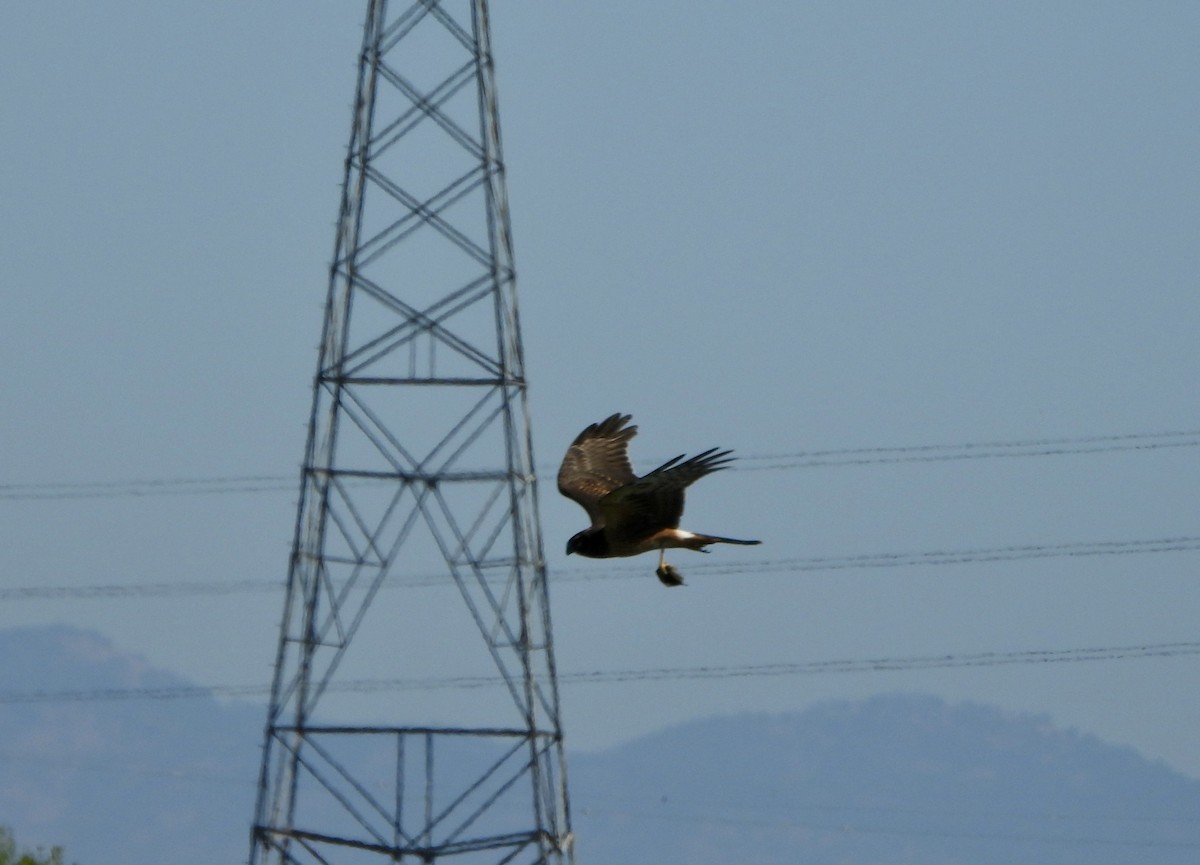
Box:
3;427;1198;501
737;427;1200;470
0;475;296;501
555;642;1200;685
4;533;1197;601
637;535;1200;578
2;640;1196;704
576;805;1200;851
0;577;284;601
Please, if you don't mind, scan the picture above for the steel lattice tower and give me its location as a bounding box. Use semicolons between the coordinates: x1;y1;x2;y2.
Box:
249;2;573;862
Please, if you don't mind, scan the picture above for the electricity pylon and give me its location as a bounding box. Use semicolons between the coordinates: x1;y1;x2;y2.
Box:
248;2;573;862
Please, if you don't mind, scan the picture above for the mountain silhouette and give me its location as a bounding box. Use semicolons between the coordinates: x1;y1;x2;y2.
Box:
0;625;260;865
569;695;1200;864
2;625;1198;864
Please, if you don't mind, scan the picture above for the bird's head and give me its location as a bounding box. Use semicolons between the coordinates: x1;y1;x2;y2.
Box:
566;529;607;557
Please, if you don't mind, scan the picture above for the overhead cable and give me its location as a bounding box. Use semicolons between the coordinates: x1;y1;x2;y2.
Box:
2;640;1196;704
3;427;1198;500
4;533;1197;601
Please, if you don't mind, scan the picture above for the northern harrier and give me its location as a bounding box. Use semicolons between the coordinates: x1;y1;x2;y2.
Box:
557;413;761;586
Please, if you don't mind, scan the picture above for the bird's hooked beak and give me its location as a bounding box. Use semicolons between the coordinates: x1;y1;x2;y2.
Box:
565;534;579;555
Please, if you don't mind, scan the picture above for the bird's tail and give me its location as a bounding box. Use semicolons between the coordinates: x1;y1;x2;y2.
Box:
687;533;762;550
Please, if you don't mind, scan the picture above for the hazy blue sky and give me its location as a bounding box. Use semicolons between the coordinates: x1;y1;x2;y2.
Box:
3;0;1199;781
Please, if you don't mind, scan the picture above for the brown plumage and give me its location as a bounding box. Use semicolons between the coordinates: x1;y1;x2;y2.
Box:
557;413;761;586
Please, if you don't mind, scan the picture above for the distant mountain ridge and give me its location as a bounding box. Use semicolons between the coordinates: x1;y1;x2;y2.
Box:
2;625;1198;865
0;625;261;865
568;696;1200;864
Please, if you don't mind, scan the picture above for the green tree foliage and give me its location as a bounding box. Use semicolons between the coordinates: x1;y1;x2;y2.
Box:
0;828;66;865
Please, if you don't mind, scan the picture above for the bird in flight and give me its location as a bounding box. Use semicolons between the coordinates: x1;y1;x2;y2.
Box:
557;413;761;586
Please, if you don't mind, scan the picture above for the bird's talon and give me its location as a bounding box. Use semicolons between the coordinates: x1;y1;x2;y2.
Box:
656;563;685;587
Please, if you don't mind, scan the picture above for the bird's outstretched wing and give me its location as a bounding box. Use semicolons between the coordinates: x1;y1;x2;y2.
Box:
600;448;734;541
557;413;638;527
